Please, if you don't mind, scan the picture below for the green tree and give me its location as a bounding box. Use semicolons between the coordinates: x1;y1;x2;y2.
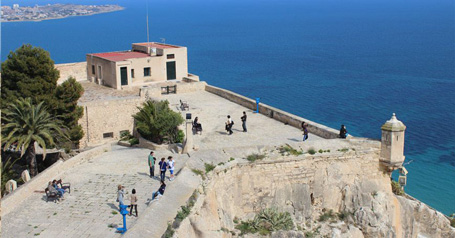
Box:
133;100;184;144
55;77;84;147
1;98;66;177
1;44;60;109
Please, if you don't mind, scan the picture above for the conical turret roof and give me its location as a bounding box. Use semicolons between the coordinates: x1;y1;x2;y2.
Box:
381;113;406;131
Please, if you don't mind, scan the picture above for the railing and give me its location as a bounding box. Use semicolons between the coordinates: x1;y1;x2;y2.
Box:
161;85;177;94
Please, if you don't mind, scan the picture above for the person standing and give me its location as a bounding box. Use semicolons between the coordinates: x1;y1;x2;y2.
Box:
117;185;125;207
226;115;234;135
158;158;167;182
302;122;309;141
168;156;175;181
148;151;156;178
241;111;247;132
339;125;348;138
129;189;138;217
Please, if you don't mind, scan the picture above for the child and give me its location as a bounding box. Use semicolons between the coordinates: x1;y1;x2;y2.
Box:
129;189;138;217
152;180;166;200
168;156;175;181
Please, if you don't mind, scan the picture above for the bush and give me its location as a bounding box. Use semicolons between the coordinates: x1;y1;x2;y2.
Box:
235;208;294;235
307;148;316;155
120;131;133;141
391;180;404;196
450;213;455;228
318;209;336;222
129;137;139;145
205;163;216;173
162;223;175;238
133;100;184;144
191;169;205;180
318;149;323;153
175;130;185;143
279;144;303;156
246;153;266;162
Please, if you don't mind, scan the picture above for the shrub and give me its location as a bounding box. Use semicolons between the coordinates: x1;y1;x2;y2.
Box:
279;144;303;156
205;163;216;173
162;223;175;238
133;100;184;144
235;208;294;235
229;157;235;162
129;137;139;145
176;205;191;221
191;169;205;180
318;209;336;222
175;129;185;143
337;210;351;221
338;148;349;152
246;153;266;162
391;180;404;196
318;149;323;153
450;213;455;228
120;131;133;141
307;148;316;155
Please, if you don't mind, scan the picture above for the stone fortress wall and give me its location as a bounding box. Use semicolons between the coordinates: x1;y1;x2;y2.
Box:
176;148;454;238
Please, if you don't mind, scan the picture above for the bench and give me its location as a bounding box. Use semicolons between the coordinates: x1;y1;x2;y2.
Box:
180;100;189;111
45;188;59;203
59;181;71;194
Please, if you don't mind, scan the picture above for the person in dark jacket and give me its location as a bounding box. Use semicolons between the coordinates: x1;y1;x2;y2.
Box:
241;111;247;132
302;122;309;141
339;125;348;138
158;158;167;181
152;180;166;200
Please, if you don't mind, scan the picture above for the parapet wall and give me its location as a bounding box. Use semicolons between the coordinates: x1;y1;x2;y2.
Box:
205;85;340;139
55;61;87;84
1;144;112;217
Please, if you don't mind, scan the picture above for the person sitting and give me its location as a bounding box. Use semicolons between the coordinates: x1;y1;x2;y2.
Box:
52;180;65;198
152;180;166;200
193;117;202;134
56;179;70;193
339;125;348;139
48;181;63;201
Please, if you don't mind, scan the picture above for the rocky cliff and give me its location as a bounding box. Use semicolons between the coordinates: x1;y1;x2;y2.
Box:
173;144;454;238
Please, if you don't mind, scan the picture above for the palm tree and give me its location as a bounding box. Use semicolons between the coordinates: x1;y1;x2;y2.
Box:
1;98;66;177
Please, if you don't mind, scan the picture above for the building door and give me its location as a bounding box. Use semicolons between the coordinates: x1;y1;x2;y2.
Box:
120;67;128;85
166;61;176;80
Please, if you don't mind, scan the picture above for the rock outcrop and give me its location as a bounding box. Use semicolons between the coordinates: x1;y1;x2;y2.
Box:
173;147;454;238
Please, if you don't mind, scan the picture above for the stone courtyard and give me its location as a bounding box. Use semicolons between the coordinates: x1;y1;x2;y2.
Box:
2;87;356;238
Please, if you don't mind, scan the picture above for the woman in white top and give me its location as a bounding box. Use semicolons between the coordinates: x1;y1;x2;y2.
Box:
168;156;175;181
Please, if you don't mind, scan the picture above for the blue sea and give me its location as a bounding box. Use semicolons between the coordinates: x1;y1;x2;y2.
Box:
2;0;454;215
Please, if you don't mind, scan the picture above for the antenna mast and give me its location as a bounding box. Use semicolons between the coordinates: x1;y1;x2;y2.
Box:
146;0;150;44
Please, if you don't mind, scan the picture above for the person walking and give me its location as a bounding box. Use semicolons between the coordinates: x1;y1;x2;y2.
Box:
168;156;175;181
339;125;348;138
117;185;125;207
129;189;138;217
226;115;234;135
148;151;156;178
158;158;167;181
241;111;247;132
302;122;309;141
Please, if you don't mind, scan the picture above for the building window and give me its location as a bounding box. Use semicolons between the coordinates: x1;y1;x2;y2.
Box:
91;65;95;75
103;132;113;138
131;69;135;78
144;67;151;77
167;54;175;59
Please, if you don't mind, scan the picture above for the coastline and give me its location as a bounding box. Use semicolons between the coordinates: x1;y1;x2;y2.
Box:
1;7;125;23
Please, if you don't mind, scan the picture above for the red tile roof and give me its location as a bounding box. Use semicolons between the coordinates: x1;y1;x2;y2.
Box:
90;51;149;62
134;42;179;49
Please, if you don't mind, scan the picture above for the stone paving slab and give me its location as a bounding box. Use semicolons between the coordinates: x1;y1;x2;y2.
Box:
2;145;187;238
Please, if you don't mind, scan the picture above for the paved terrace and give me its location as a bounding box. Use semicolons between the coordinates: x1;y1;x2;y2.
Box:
2;87;359;238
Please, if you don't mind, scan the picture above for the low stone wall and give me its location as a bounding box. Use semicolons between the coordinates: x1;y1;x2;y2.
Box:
55;61;87;84
205;85;340;139
1;143;112;216
140;81;207;99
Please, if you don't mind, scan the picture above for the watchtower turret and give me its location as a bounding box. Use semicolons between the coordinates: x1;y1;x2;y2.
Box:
380;113;406;169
